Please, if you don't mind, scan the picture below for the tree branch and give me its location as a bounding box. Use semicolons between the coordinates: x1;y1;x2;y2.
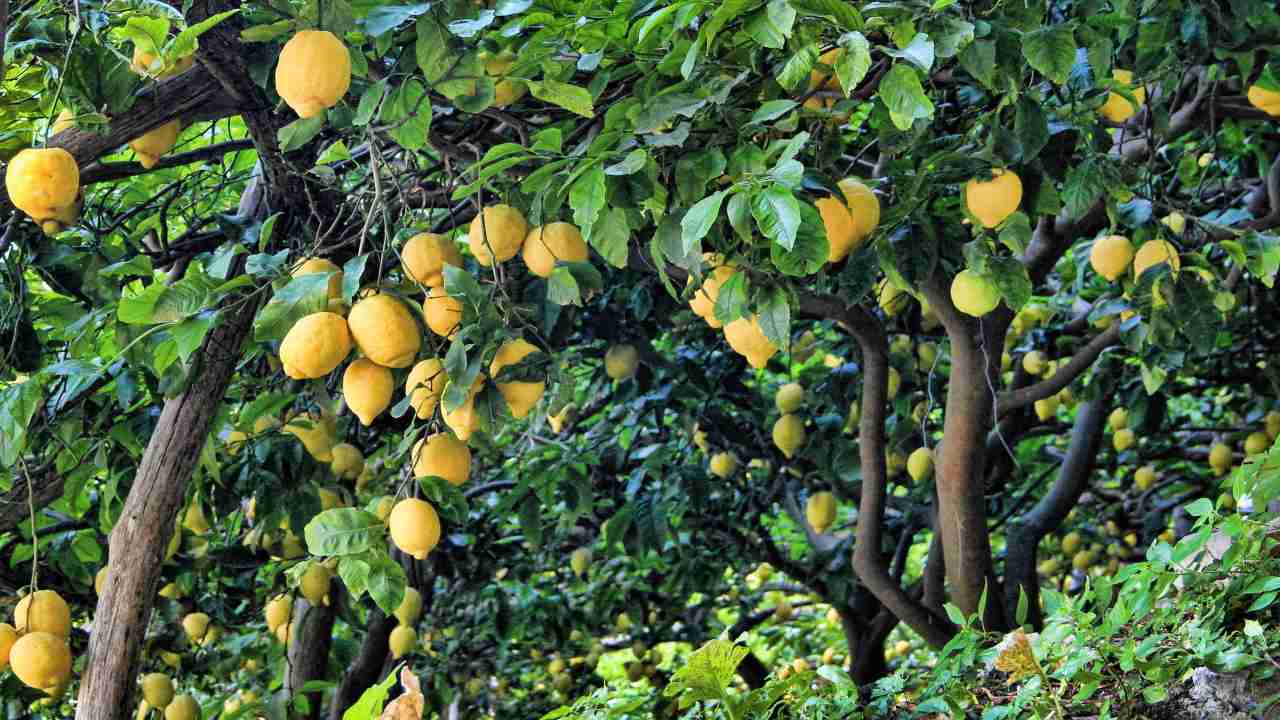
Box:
996;324;1121;413
81;139;256;185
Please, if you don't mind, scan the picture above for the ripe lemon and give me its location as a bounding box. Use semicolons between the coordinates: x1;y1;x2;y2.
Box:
1247;85;1280;117
10;632;71;695
348;294;420;368
964;169;1022;228
816;196;858;263
402;232;462;287
264;594;291;632
1134;464;1156;490
275;621;293;645
292;258;343;300
1244;431;1270;456
688;263;738;328
709;452;737;478
1072;550;1095;571
141;673;174;708
724;315;778;369
0;623;17;670
773;414;806;458
442;373;485;441
570;548;593;578
284;412;336;462
490;339;546;419
950;269;1000;316
318;486;344;510
1099;69;1145;123
128;120;181;169
342;358;393;426
806;491;836;533
395;587;423;625
604;344;640;380
1209;442;1233;475
405;358;446;419
775;383;805;414
299;563;332;606
424;286;463;337
907;447;934;482
482;50;526;107
15;590;71;637
1112;428;1135;452
1090;234;1134;281
839;178;880;242
280;312;351;379
1034;396;1060;421
1132;239;1180;278
182;612;210;643
522;222;587;278
389;498;442;560
275;30;352;118
330;442;364;480
389;625;417;659
5;148;80;235
412;432;471;486
1108;408;1129;431
183;503;210;535
165;694;199;720
1022;351;1048;376
469;204;529;265
877;279;909;316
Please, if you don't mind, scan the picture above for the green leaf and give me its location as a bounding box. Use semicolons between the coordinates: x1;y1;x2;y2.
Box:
241;20;293;43
745;0;795;49
1021;25;1077;85
415;15;456;83
777;43;819;92
604;149;647;176
381;78;431;150
959;39;996;88
278;115;325;153
343;669;398;720
998;213;1033;255
170;313;215;362
751;186;801;250
878;64;934;130
1063;160;1106;221
527;80;595;117
304;509;385;556
365;549;407;615
770;203;828;276
164;9;239;60
547;266;581;306
363;3;431;37
569;164;607;243
593;207;631;269
0;377;44;468
252;273;331;342
750;99;798;125
790;0;863;30
338;555;370;599
987;256;1031;310
118;17;170;59
883;32;935;73
341;254;368;304
835;32;872;93
712;272;749;326
118;283;168;325
664;639;749;703
758;287;791;349
681;190;729;254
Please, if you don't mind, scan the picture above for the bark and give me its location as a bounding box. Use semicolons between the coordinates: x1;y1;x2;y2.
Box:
736;651;769;689
847;609;897;686
327;609;397;720
285;596;338;720
1003;399;1107;627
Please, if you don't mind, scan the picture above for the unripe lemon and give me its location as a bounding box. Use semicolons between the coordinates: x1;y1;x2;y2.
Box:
1090;234;1134;281
264;594;292;632
128;120;181;169
1132;239;1180;278
1108;408;1129;431
1209;443;1232;475
1112;428;1135;452
292;257;344;300
917;341;938;368
341;359;393;427
877;279;909;316
806;491;836;533
616;612;632;631
886;367;901;398
907;447;934;482
1134;464;1156;490
1034;396;1059;422
389;625;417;659
348;294;420;368
424;286;463;337
165;694;200;720
15;590;71;637
300;563;332;607
604;344;640;380
158;582;182;600
401;232;461;287
709;452;737;478
330;442;364;480
275;30;352;118
280;312;351;379
389;498;442;560
1247;85;1280;118
688;264;738;328
1244;432;1270;456
1022;351;1048;376
405;358;446;419
775;383;805;414
373;496;395;522
412;432;471;486
283;412;336;462
522;222;587;278
773;602;793;622
395;587;423;625
1264;410;1280;440
0;623;17;670
772;414;806;458
1072;550;1095;571
724;315;778;369
1061;532;1082;554
964;169;1022;228
570;547;593;578
442;373;485;441
1099;69;1145;123
10;632;71;695
182;612;210;643
183;502;210;535
950;269;1000;317
141;673;174;708
1161;212;1186;235
469;204;529;265
490;339;546;419
5;148;80;234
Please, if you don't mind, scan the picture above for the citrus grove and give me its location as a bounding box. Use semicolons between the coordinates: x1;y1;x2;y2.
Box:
2;1;1280;719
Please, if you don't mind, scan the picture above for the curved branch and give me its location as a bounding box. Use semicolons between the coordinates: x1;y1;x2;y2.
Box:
996;324;1121;413
81;139;256;185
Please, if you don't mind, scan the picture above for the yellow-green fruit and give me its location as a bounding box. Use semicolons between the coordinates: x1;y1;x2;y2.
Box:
275;621;293;646
395;587;423;625
964;169;1022;228
469;204;529;266
292;257;344;300
775;383;805;414
490;338;546;419
817;196;858;263
522;222;587;278
806;491;836;534
1132;239;1180;278
772;414;806;459
141;673;175;708
401;232;461;287
773;602;793;622
330;442;364;480
1266;410;1280;440
424;286;463;338
300;563;333;607
5;148;80;234
1099;69;1145;123
1108;408;1129;431
0;623;17;670
1244;432;1270;456
1090;234;1135;281
1113;428;1135;452
165;694;200;720
917;341;938;369
389;498;441;560
182;612;210;643
792;658;810;673
1134;464;1156;490
605;344;640;380
1034;396;1060;422
1072;550;1095;571
374;495;395;522
616;612;632;631
1247;85;1280;117
709;452;738;478
907;447;934;482
15;590;71;637
284;412;336;462
1022;351;1048;376
280;312;351;379
343;359;393;426
878;279;909;316
570;548;592;578
1209;443;1233;476
348;294;420;369
894;640;910;656
183;502;210;535
9;632;71;695
950;269;1000;317
1062;531;1082;554
412;432;471;486
265;594;292;632
389;625;417;659
129;120;181;169
275;30;352;118
724;315;778;369
405;358;446;419
886;367;901;398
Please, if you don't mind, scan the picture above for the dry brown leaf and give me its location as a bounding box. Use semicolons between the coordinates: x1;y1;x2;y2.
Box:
380;667;424;720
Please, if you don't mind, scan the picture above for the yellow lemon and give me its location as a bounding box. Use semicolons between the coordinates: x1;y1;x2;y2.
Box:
5;148;80;235
15;590;71;637
1132;239;1180;278
412;432;471;486
283;412;336;462
724;315;778;369
1247;85;1280;118
1090;234;1134;281
299;563;332;606
1108;408;1128;431
1209;442;1233;476
839;178;880;242
1265;410;1280;440
181;612;210;643
1134;464;1156;490
348;294;420;368
907;447;934;482
964;169;1022;228
265;594;292;632
10;632;71;695
128;120;181;169
395;587;423;625
1061;531;1082;554
775;383;805;414
1244;431;1270;456
806;491;836;533
389;498;441;560
424;286;463;337
141;673;174;708
604;344;640;380
1022;351;1048;376
772;414;805;458
482;50;526;107
1112;428;1135;452
1035;396;1060;422
522;222;587;278
330;442;364;480
468;204;529;266
442;373;485;441
950;269;1000;317
280;312;351;379
709;452;737;478
816;196;858;263
878;279;909;316
342;358;393;426
570;548;592;578
183;502;210;535
389;625;417;659
275;30;352;118
1099;69;1145;123
0;623;18;670
292;257;344;300
490;339;546;419
165;694;200;720
405;358;446;419
688;263;738;328
402;232;462;287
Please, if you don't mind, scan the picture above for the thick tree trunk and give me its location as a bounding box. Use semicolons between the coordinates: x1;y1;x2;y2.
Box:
327;609;397;720
848;609;896;686
737;651;770;688
285;596;338;720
